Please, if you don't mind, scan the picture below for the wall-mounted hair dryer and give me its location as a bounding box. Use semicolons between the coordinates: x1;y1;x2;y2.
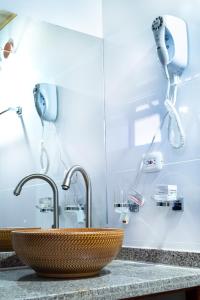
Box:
33;83;58;123
152;15;188;149
152;15;188;78
33;83;58;175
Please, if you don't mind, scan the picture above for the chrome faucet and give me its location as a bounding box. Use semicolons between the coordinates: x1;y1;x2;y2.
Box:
13;174;59;228
62;165;92;228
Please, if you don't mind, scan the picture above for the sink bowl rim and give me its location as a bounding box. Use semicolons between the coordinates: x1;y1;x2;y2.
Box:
11;227;124;235
0;227;40;231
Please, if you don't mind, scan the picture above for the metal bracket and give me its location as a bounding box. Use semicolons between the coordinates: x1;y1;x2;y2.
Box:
172;198;184;211
114;202;139;213
156;197;184;211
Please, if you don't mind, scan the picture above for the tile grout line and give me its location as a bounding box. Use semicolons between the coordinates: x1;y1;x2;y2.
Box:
109;157;200;175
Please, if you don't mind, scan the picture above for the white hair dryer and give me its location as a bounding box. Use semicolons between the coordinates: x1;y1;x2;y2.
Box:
33;83;58;175
152;15;188;149
152;15;188;77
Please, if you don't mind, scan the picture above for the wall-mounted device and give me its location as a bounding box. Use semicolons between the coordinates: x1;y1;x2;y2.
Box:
152;15;188;149
64;204;85;224
33;83;58;175
33;83;58;122
35;197;53;213
154;184;177;203
143;151;163;172
152;15;188;77
152;184;184;211
114;188;141;225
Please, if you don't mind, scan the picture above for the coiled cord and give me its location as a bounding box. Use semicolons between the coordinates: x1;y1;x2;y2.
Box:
164;68;185;149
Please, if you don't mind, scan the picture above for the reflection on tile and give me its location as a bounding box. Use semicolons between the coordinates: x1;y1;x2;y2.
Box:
134;114;161;146
0;17;106;228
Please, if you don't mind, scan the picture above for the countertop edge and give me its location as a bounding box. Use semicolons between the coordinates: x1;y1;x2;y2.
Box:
117;247;200;268
2;260;200;300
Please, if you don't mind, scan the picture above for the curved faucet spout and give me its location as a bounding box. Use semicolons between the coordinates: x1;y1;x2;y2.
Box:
62;165;92;228
14;174;59;228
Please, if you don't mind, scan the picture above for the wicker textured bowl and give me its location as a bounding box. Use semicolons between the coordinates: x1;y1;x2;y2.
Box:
12;228;124;278
0;228;40;252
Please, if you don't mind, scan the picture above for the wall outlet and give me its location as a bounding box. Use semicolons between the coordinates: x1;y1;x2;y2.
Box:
143;151;163;172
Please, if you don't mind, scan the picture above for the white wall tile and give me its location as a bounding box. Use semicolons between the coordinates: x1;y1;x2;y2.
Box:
103;0;200;250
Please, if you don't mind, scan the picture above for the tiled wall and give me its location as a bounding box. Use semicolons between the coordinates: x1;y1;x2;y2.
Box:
0;16;106;228
103;0;200;251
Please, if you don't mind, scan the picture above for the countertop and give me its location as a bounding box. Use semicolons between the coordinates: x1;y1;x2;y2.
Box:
1;260;200;300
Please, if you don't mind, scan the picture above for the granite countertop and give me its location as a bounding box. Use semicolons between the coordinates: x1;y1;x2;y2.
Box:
1;260;200;300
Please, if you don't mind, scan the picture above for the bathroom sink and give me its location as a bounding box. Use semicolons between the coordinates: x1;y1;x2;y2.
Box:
12;228;124;278
0;228;39;252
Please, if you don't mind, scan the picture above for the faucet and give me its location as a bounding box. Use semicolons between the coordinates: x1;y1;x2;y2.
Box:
13;174;59;228
62;165;92;228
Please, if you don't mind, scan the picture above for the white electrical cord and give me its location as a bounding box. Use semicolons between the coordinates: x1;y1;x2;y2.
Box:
52;123;78;184
165;99;185;148
52;124;68;171
164;68;185;149
40;141;50;174
40;122;50;175
39;119;78;187
39;118;67;175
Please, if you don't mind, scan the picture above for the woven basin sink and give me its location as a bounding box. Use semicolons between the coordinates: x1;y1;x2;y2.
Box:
12;228;124;278
0;228;40;252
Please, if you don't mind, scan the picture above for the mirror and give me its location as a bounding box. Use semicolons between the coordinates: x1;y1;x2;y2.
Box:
0;10;106;229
